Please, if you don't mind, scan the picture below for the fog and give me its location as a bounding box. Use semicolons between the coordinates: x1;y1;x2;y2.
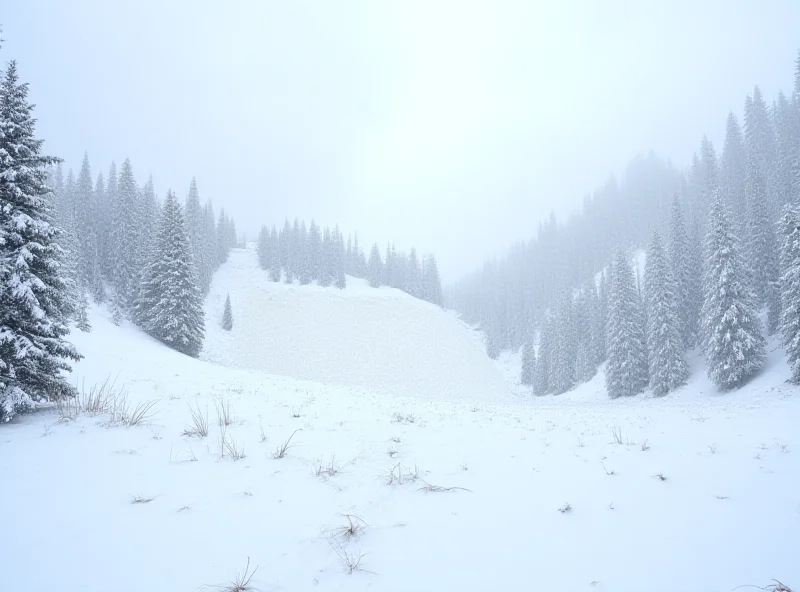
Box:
4;0;799;280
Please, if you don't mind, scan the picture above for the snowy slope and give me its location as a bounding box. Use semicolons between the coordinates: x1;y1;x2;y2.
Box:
202;248;513;404
1;298;799;591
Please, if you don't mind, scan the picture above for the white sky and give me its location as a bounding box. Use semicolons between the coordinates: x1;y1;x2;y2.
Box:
4;0;799;280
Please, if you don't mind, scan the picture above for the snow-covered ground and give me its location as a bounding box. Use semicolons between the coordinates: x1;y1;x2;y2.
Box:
1;249;799;592
202;249;513;404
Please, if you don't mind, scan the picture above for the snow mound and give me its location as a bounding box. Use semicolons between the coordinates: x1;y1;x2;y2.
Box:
202;248;513;403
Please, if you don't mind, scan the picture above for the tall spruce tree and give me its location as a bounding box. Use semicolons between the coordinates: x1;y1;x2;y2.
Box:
644;231;688;396
701;199;765;390
744;154;781;333
720;113;748;226
0;61;82;422
668;195;698;348
532;315;553;395
778;204;800;382
605;249;648;398
268;226;281;282
334;227;346;289
550;292;576;394
367;243;382;288
135;190;205;357
111;158;139;312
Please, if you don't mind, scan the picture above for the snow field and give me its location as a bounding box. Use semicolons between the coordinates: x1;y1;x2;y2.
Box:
202;248;513;404
1;302;799;591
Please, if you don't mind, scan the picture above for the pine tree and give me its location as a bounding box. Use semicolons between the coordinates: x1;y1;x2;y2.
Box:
597;269;609;361
103;161;117;279
257;226;269;269
421;254;444;306
299;220;311;285
110;158;139;312
221;293;233;331
308;221;321;281
282;219;294;284
217;209;230;265
0;61;82;422
135;190;205;357
744;87;779;221
550;292;576;394
520;337;534;386
533;315;553;395
268;226;281;282
702;199;766;390
335;227;346;289
778;204;800;382
406;248;422;297
744;154;781;334
644;231;688;396
668;196;698;348
720;113;747;226
605;249;648;398
319;227;333;287
74;151;97;286
367;243;382;288
91;172;107;303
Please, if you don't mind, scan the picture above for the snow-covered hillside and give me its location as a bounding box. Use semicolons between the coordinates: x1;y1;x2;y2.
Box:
202;248;512;403
2;298;799;592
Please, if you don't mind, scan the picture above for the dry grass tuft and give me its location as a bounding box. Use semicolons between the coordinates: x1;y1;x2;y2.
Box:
641;440;650;451
215;398;234;427
183;401;209;437
384;462;421;486
329;540;370;575
654;472;668;482
417;481;471;493
216;557;259;591
558;503;572;513
331;514;367;541
272;429;300;459
611;424;624;445
131;494;154;504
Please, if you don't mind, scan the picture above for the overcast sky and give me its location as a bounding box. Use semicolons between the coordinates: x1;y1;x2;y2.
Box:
3;1;799;281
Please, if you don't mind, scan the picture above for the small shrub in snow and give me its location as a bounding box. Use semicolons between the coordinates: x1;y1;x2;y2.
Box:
611;424;624;445
654;473;668;482
329;540;369;575
558;503;572;513
641;440;650;452
392;412;417;424
314;455;343;478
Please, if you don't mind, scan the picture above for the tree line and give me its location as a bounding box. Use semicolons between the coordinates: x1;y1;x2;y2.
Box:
466;51;800;396
257;222;444;307
0;48;238;420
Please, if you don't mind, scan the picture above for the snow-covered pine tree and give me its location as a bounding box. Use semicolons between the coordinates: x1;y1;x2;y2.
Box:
422;254;444;306
221;293;233;331
203;201;218;279
0;61;82;422
605;249;648;398
283;220;295;284
308;221;321;281
668;195;697;348
217;209;230;265
773;92;799;211
367;243;382;288
720;113;747;227
532;314;553;395
778;204;800;382
406;248;422;298
596;269;608;361
299;220;311;285
702;198;766;390
644;230;688;396
319;227;333;287
345;235;353;276
744;154;781;334
335;226;346;289
550;292;576;394
184;178;209;293
291;219;302;280
135;190;205;357
744;87;779;221
91;172;107;303
257;226;269;269
74;152;97;286
268;226;281;282
103;161;117;279
111;158;140;313
520;337;535;386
